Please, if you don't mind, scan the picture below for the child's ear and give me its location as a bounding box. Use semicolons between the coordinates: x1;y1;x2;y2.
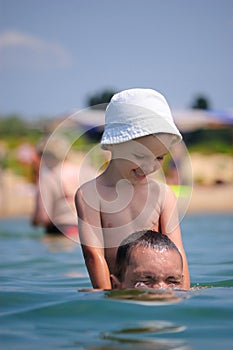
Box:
110;274;121;289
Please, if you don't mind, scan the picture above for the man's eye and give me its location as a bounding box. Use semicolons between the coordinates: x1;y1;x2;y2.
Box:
157;156;164;161
134;281;148;288
167;278;180;285
134;277;155;288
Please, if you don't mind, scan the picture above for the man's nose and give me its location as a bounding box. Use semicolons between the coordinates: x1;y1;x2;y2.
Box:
153;281;168;289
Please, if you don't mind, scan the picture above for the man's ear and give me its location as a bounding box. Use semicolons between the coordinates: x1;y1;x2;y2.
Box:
110;274;121;289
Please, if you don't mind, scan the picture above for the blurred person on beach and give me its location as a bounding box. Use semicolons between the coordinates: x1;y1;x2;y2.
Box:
166;141;185;185
0;142;8;214
32;135;95;238
16;141;39;183
75;88;190;290
111;230;184;290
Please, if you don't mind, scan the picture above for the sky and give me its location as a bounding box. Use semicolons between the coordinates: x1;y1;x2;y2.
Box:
0;0;233;119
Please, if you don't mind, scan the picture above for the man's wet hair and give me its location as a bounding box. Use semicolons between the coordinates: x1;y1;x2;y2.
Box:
115;230;183;281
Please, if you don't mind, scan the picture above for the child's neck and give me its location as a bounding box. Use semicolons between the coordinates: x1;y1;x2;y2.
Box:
101;162;128;186
101;160;148;188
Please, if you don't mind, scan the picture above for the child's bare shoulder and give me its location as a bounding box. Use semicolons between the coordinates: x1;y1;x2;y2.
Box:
75;177;99;206
147;179;175;207
148;177;168;192
78;177;97;192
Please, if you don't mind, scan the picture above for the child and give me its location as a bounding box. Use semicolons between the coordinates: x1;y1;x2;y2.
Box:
75;88;190;290
111;230;185;290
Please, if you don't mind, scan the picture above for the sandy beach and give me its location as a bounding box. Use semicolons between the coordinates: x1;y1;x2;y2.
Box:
1;178;232;218
0;152;232;218
187;183;233;213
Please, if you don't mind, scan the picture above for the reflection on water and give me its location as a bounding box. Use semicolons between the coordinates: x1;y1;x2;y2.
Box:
105;320;186;335
105;288;188;305
77;338;189;350
100;320;188;350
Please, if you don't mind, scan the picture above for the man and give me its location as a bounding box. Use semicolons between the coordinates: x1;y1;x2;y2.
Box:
111;230;186;290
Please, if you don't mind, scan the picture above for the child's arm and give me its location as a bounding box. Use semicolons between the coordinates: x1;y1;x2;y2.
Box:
160;185;190;290
75;184;112;290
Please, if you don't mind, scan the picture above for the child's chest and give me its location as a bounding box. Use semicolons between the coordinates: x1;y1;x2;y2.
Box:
100;182;163;236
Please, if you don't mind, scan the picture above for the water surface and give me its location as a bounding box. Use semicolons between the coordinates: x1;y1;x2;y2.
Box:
0;214;233;349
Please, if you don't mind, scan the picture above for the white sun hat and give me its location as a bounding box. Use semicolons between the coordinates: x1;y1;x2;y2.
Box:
100;88;182;149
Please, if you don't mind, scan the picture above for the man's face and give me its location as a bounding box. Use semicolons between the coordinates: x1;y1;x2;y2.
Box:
119;246;184;289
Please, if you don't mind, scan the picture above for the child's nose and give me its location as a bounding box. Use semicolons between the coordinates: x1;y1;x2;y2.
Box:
141;159;160;174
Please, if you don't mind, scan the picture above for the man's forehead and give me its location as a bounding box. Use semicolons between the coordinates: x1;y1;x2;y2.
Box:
129;246;182;266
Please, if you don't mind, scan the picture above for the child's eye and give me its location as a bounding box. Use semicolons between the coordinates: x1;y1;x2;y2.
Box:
156;156;164;161
133;154;145;160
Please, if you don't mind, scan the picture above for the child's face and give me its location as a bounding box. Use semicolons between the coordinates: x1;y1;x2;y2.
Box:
111;134;172;183
120;246;183;290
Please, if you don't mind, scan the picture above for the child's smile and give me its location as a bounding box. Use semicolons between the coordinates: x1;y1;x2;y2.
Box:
110;134;171;184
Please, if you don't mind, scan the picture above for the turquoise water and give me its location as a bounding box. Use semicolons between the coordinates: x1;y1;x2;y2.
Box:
1;214;233;349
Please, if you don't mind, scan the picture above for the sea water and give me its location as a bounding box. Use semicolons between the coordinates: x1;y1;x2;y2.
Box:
0;213;233;349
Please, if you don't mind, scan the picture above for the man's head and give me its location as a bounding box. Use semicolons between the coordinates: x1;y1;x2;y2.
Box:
111;230;184;290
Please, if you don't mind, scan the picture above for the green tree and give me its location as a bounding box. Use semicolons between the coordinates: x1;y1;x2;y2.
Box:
191;95;210;110
185;95;231;154
0;115;28;136
86;89;116;110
